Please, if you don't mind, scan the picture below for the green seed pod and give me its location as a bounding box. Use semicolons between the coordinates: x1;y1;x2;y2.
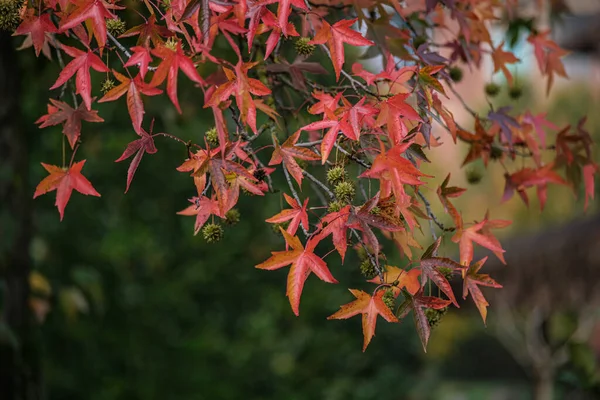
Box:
205;127;218;147
449;66;463;83
327;200;345;213
225;209;240;225
271;222;288;234
484;82;500;97
490;144;503;160
0;0;22;32
202;223;224;243
253;168;266;182
508;85;523;99
106;17;126;37
295;37;315;56
101;78;116;95
334;181;355;203
360;259;377;279
438;267;453;281
382;288;396;311
326;166;347;186
425;307;448;328
165;37;178;51
465;168;483;185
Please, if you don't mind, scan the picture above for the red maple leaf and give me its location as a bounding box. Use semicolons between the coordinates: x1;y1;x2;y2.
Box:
49;45;109;111
206;60;271;133
316;205;351;262
462;256;502;324
367;266;421;296
59;0;119;50
276;0;306;36
120;15;174;47
419;257;467;307
457;117;497;167
33;160;101;220
452;218;506;266
99;70;162;134
490;41;519;86
123;46;153;79
36;99;104;148
265;193;309;237
13;10;59;57
114;129;158;193
177;195;222;235
149;41;206;113
375;94;422;145
328;289;398;351
308;19;373;80
269;130;320;186
502;163;569;210
436;173;466;228
256;228;338;316
527;31;568;94
398;289;452;352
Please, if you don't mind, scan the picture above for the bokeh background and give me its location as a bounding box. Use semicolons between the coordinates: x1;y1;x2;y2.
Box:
2;1;600;399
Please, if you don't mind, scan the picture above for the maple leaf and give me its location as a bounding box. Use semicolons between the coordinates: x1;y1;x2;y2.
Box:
265;57;327;91
457;117;496;166
33;160;101;221
50;45;109;111
328;289;398;351
351;53;416;95
256;228;338;316
375;93;422;145
527;31;568;94
99;70;162;134
276;0;307;36
13;10;58;57
59;0;118;50
346;192;403;261
360;142;429;206
502;164;569;210
265;193;309;237
114;130;158;193
436;173;465;228
452;219;506;266
150;41;205;113
206;60;271;133
120;15;173;47
367;266;421;296
488;107;519;144
177;195;222;235
124;47;153;79
308;19;373;80
419;257;466;307
269;130;320;186
316;205;351;262
36;99;104;149
490;41;519;86
462;257;502;324
522;111;557;148
398;289;451;352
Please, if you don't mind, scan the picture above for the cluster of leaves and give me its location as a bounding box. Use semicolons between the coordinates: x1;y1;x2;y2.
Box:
10;0;596;351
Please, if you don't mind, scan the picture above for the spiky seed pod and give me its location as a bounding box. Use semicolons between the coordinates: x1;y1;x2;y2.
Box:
360;259;377;279
334;181;355;203
438;267;453;282
0;0;22;32
205;127;218;146
165;37;177;51
106;17;126;37
449;66;463;83
101;78;116;94
327;200;345;213
225;209;240;225
509;85;523;99
466;168;483;185
490;144;503;160
295;37;315;56
202;223;224;243
425;307;448;328
484;82;500;97
369;206;381;215
253;168;266;182
270;222;288;234
382;288;396;311
326;166;347;186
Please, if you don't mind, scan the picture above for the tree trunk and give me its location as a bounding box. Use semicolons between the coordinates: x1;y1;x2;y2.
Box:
0;32;40;399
